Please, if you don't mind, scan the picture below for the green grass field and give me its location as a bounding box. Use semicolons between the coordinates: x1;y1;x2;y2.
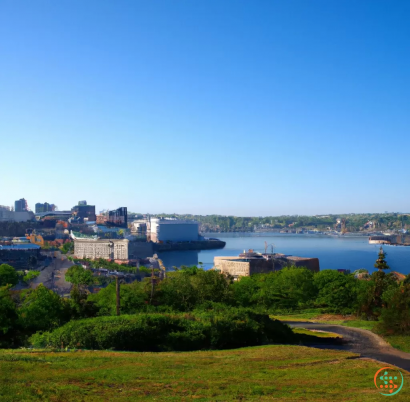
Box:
1;346;409;401
292;328;341;338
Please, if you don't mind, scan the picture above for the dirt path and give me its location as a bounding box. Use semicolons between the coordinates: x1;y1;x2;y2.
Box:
286;321;410;371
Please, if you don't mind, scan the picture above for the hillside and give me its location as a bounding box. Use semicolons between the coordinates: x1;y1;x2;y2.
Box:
1;346;409;401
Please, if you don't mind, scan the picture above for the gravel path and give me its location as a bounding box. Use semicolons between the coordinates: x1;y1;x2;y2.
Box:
286;321;410;371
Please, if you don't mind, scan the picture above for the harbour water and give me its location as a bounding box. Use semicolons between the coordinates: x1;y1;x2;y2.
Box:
158;232;410;274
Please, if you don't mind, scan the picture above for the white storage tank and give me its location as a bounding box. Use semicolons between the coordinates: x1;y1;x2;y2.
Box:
150;218;199;242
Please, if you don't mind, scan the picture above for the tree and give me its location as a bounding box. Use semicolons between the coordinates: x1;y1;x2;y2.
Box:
88;281;148;316
0;286;18;337
231;276;260;307
0;264;19;287
60;242;74;255
69;285;98;319
65;265;94;287
23;270;40;284
314;270;359;313
252;267;318;310
378;284;410;334
374;247;390;272
18;284;69;332
358;271;398;319
191;269;233;305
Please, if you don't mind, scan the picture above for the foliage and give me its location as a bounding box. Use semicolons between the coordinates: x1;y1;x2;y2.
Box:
232;267;317;310
377;284;410;335
156;268;233;311
18;284;70;333
65;265;94;287
0;264;19;287
374;247;390;271
30;307;292;351
72;258;139;274
0;286;18;339
60;242;74;254
154;212;410;232
89;281;148;316
357;271;398;319
68;285;99;320
314;270;359;313
22;270;40;284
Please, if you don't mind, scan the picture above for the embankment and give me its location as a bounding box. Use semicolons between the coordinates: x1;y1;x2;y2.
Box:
154;240;226;252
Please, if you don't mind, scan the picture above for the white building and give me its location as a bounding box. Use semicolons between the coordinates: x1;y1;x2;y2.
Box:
0;209;35;222
73;238;129;260
149;218;199;242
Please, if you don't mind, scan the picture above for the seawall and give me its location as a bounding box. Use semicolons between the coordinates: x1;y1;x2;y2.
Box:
154;240;226;252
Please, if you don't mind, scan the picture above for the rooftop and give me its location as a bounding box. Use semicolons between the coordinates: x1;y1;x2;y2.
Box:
0;244;41;250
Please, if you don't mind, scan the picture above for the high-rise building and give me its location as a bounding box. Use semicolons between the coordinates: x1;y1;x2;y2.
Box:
71;202;96;223
15;198;28;212
106;207;128;228
35;202;56;213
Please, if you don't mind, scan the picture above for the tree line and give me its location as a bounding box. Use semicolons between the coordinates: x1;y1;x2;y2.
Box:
149;213;410;232
1;248;410;349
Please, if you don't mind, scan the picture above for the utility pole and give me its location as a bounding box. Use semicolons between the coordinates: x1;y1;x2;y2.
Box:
150;267;155;304
116;276;120;316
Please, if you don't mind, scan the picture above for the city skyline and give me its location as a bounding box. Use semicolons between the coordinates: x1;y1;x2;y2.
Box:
1;0;409;215
1;196;408;217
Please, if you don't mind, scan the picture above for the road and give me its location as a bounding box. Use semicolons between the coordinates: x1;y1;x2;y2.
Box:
31;252;73;295
286;321;410;371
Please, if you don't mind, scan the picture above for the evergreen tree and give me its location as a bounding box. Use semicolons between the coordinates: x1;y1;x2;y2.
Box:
374;247;390;272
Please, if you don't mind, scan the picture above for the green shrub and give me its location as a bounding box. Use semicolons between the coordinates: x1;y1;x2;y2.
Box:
377;284;410;335
30;308;292;351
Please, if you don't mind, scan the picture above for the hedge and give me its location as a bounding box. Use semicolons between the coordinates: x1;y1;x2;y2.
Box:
30;309;292;351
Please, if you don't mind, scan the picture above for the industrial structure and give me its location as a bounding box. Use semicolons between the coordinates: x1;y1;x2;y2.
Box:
149;218;199;242
214;250;320;279
369;235;410;245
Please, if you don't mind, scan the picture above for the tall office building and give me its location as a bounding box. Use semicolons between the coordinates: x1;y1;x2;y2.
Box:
15;198;28;212
106;207;128;228
35;202;56;213
71;202;96;223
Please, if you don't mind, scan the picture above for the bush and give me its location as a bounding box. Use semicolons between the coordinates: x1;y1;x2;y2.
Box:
377;284;410;335
314;270;360;313
0;264;19;287
30;308;292;351
23;270;40;284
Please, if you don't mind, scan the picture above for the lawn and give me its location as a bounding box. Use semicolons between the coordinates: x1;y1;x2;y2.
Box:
292;328;341;338
2;345;409;401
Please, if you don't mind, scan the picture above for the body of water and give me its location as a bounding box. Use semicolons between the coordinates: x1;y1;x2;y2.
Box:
158;233;410;274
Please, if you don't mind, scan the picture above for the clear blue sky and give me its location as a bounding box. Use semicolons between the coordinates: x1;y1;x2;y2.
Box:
1;0;409;216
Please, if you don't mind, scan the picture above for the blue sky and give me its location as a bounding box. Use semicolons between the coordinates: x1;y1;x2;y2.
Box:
1;0;409;216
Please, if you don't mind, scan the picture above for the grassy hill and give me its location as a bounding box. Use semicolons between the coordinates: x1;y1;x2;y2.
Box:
1;345;409;401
